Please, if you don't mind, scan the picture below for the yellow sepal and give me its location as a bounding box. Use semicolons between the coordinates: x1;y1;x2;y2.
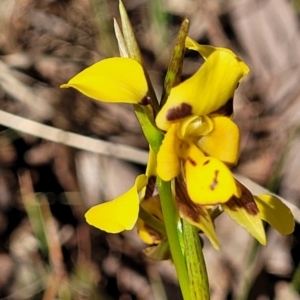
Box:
223;202;266;245
156;124;181;181
254;194;295;235
85;174;148;233
197;116;240;165
222;182;266;245
184;144;240;205
146;147;157;177
179;206;219;250
61;57;148;104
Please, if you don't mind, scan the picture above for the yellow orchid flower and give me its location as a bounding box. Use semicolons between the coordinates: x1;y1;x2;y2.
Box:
155;38;294;246
155;39;245;237
61;36;294;250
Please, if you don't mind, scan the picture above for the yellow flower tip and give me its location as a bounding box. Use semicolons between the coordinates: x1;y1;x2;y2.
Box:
255;194;295;235
61;57;148;104
223;182;267;245
85;174;148;233
223;202;267;245
185;36;250;80
60;83;69;89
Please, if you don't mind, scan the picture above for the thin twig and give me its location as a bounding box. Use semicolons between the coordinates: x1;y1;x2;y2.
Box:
0;109;148;164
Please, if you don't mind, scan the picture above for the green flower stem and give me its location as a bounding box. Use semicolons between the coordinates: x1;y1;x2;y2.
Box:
134;105;163;153
156;177;191;300
291;261;300;292
183;220;210;300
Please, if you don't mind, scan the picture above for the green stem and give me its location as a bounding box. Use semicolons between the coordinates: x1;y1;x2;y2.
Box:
156;177;191;300
291;261;300;292
134;105;163;153
139;206;166;236
183;220;210;300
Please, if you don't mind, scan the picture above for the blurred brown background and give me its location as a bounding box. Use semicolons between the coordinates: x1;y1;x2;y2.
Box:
0;0;300;299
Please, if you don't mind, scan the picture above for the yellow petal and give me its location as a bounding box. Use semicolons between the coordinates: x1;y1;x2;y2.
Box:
85;174;148;233
184;144;240;205
254;194;295;235
197;116;240;165
222;182;266;245
61;57;148;104
156;49;248;131
185;36;217;60
185;36;250;78
146;147;157;177
156;124;181;181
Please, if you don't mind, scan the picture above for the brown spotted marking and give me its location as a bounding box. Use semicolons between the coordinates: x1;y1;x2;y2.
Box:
203;159;210;166
166;103;192;121
175;177;208;224
210;170;219;190
144;176;156;199
225;180;259;216
187;156;197;166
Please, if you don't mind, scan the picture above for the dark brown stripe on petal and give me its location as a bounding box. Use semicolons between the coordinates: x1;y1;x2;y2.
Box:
210;170;219;190
175;177;208;223
203;160;210;165
226;180;259;215
166;103;192;121
187;156;197;166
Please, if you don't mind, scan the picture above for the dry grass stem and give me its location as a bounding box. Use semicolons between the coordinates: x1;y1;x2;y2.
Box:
0;109;148;164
